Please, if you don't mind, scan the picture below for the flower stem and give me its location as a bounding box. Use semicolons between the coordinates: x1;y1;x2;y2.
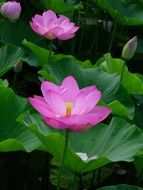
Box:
120;60;126;83
48;41;53;65
79;173;84;190
42;153;52;190
12;73;17;89
97;167;101;186
119;58;127;88
90;169;96;189
71;9;78;54
137;167;143;185
78;0;88;54
108;21;117;52
57;130;69;190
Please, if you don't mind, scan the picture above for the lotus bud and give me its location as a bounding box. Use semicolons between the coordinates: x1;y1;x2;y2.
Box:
0;1;21;21
121;36;137;60
14;61;23;73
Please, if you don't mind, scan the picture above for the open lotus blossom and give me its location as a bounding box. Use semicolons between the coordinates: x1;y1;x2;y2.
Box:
29;76;111;132
0;1;21;21
30;10;79;40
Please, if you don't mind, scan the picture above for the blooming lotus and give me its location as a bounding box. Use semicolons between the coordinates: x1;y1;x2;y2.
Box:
0;1;21;21
30;10;79;40
29;76;111;131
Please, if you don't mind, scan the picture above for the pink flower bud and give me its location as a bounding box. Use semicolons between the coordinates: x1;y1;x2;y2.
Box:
30;10;79;40
0;1;21;21
121;36;137;60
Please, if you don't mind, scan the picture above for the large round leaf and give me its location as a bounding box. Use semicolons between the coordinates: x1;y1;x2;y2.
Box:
23;40;92;68
23;40;50;67
23;41;120;104
24;41;134;118
23;111;143;173
50;54;120;103
0;86;42;152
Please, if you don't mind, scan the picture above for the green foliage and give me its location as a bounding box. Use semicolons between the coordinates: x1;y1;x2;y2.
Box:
96;0;143;25
23;40;51;67
98;54;143;94
22;112;143;173
50;166;78;189
0;86;42;152
0;20;38;46
23;42;136;119
97;184;143;190
0;0;5;3
37;0;78;14
0;44;24;77
0;79;9;87
0;0;143;188
50;54;120;103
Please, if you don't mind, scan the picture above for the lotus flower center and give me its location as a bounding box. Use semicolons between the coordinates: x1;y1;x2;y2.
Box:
44;32;56;40
65;102;73;117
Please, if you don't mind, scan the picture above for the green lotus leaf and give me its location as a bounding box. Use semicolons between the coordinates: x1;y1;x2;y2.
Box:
0;44;24;77
0;86;42;152
23;112;143;173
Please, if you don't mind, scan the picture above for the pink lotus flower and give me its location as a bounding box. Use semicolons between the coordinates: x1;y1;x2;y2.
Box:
0;1;21;21
29;76;111;132
30;10;79;40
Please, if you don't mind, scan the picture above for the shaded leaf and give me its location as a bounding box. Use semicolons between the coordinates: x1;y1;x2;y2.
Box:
1;20;38;46
50;54;120;103
96;0;143;25
98;53;143;95
0;86;42;152
0;44;24;77
97;184;143;190
23;40;50;67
